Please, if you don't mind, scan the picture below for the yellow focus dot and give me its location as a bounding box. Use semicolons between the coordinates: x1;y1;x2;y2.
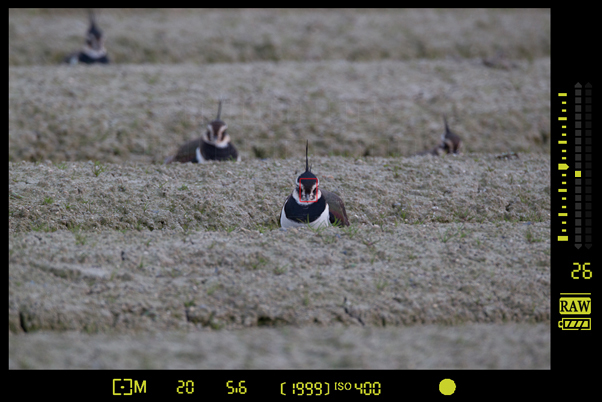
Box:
439;379;456;395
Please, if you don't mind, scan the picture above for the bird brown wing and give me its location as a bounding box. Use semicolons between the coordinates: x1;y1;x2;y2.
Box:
321;189;349;226
165;138;201;164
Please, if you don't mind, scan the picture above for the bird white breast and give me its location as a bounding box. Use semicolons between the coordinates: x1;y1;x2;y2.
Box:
280;202;330;229
82;45;107;59
195;146;205;163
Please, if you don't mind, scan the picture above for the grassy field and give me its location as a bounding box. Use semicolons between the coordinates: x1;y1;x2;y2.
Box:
9;8;550;369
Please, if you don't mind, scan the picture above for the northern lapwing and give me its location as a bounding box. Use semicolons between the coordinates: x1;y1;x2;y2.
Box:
64;10;110;65
440;116;462;154
165;101;240;164
280;141;349;228
416;116;462;156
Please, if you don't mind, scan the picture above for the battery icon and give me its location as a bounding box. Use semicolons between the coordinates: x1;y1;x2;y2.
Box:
558;318;591;330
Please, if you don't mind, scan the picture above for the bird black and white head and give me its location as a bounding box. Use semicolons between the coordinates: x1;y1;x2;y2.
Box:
293;141;321;203
202;100;230;148
85;10;105;52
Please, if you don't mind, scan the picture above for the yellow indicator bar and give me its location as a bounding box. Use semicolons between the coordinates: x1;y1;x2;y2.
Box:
562;221;566;224
559;93;567;96
558;236;568;241
562;229;566;232
562;125;566;128
562;101;566;104
560;293;591;295
576;171;581;177
562;109;566;112
559;117;567;121
559;140;567;144
558;163;569;170
559;213;568;216
559;189;567;192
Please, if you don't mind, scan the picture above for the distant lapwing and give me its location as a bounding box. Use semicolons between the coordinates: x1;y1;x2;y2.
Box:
64;10;109;65
416;116;462;156
280;141;349;228
440;116;462;154
165;101;240;164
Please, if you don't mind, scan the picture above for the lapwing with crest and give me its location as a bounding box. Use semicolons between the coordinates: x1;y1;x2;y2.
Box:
165;100;240;163
416;116;462;156
280;141;349;228
64;10;109;65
